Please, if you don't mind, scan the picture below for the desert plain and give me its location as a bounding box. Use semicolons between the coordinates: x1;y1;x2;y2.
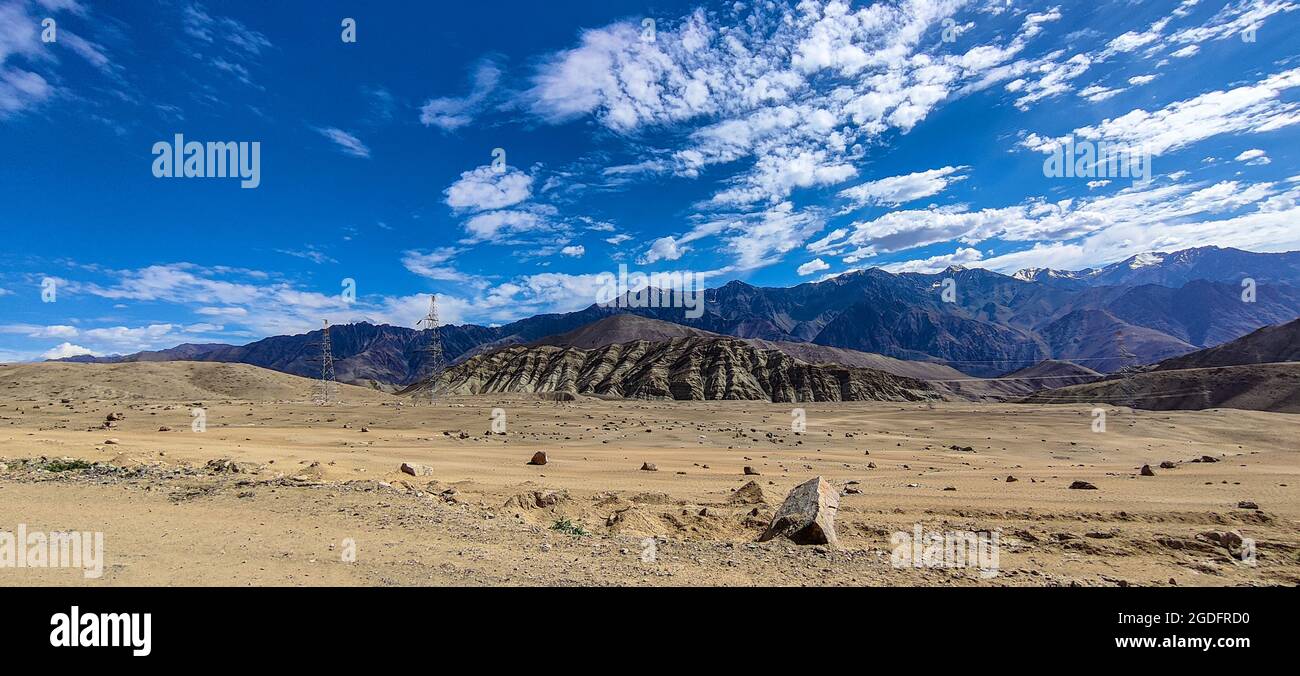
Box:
1;361;1297;587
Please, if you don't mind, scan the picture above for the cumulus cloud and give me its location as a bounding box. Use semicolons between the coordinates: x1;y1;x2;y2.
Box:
42;342;95;360
1235;148;1271;165
461;209;548;243
796;258;830;276
444;165;533;212
560;245;585;257
639;236;687;264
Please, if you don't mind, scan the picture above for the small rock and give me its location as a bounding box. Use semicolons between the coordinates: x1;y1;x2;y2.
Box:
1236;500;1259;510
157;426;172;432
106;412;124;422
640;462;658;472
1005;475;1018;482
1068;481;1098;490
104;438;120;445
1159;460;1177;469
400;462;433;477
743;466;760;475
1140;465;1155;476
528;451;548;466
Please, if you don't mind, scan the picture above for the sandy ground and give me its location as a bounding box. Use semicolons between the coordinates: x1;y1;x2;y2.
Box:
1;362;1298;586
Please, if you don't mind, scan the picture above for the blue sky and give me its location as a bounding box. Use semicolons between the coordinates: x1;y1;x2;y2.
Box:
2;0;1299;361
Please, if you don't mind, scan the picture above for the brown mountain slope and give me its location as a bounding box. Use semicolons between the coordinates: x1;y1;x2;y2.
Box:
529;313;718;348
1154;318;1300;371
988;360;1104;397
410;336;941;403
0;361;393;402
1020;363;1300;413
528;314;1024;399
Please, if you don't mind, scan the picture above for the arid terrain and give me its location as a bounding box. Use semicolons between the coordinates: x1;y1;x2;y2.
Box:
1;361;1297;587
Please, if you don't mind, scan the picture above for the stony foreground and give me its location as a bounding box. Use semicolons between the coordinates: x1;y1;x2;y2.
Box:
2;388;1298;586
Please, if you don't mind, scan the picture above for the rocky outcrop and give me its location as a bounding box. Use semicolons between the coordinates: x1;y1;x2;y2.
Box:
411;336;939;403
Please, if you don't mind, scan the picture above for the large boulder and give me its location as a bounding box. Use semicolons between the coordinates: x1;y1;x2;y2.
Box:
758;476;839;547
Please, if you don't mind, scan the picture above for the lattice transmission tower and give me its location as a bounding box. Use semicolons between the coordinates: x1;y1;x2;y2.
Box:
416;295;445;403
314;319;339;405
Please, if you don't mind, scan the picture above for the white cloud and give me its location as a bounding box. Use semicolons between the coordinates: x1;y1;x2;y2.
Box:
880;247;984;273
0;1;53;116
42;342;95;360
314;127;370;158
560;245;585;257
796;258;830;276
838;165;968;209
1078;84;1124;102
401;248;481;283
1023;68;1300;158
444;165;533;213
1234;148;1271;165
640;236;687;264
420;58;502;131
461;209;547;243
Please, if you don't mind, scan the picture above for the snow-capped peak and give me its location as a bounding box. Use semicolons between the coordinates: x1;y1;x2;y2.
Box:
1129;252;1165;269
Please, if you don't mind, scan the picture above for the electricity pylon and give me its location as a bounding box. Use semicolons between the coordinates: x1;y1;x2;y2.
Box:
314;319;338;405
416;295;444;403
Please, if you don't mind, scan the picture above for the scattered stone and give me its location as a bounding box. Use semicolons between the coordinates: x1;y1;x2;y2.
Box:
157;426;172;432
400;462;433;477
758;476;839;547
943;486;957;491
528;451;548;466
1068;481;1098;490
1159;461;1177;469
1005;475;1018;482
106;412;124;422
1200;455;1220;463
743;466;760;475
1237;500;1259;510
104;438;120;445
729;480;768;505
1140;465;1155;476
640;462;658;472
504;489;568;510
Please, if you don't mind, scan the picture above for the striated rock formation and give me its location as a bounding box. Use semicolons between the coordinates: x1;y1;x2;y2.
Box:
410;336;940;403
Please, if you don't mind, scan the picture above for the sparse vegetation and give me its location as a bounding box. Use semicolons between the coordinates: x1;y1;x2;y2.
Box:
550;518;588;536
42;458;94;472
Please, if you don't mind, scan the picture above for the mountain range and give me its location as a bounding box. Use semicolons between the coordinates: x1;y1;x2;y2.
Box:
57;246;1300;383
